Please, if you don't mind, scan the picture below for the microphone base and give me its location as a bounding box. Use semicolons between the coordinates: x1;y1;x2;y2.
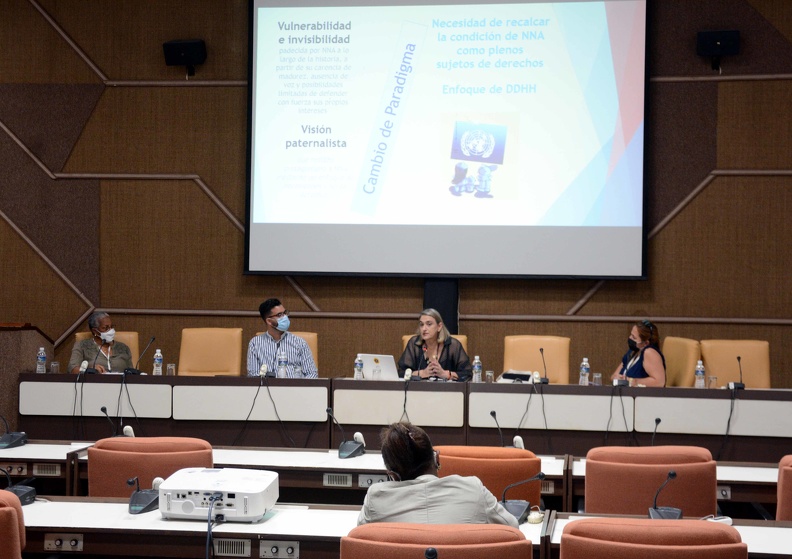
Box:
84;367;99;375
649;506;682;519
5;484;36;506
613;379;629;387
338;440;365;459
129;489;159;514
0;432;27;449
123;368;144;376
728;382;745;390
536;377;550;384
503;500;531;524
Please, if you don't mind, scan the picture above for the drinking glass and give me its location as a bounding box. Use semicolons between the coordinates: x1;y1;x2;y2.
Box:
49;361;60;375
166;363;176;376
707;375;718;389
591;373;602;386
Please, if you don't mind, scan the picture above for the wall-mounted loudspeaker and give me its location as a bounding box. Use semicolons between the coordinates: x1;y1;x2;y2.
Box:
696;30;739;71
163;39;207;76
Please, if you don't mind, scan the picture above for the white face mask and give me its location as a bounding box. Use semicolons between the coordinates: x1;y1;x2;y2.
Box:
98;328;116;343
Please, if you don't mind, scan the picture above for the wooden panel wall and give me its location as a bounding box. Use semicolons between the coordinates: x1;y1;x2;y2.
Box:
1;0;790;392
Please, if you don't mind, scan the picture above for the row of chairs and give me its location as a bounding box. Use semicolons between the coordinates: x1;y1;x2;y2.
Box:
4;439;790;558
342;519;748;559
76;330;771;386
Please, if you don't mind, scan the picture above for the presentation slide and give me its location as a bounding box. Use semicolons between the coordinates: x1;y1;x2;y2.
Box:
246;0;647;277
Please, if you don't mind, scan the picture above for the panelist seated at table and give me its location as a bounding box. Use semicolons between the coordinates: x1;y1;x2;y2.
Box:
68;311;133;374
398;308;471;382
358;422;518;528
611;319;666;387
247;298;318;378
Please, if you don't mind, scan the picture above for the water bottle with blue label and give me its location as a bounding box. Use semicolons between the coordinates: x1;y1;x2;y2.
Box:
277;351;288;378
36;347;46;374
694;360;706;388
354;354;364;380
578;357;590;385
153;349;163;376
472;355;483;383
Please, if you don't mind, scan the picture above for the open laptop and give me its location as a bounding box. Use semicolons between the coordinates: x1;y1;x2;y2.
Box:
359;354;400;380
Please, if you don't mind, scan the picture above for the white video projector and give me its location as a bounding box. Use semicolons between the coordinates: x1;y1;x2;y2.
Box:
159;467;279;522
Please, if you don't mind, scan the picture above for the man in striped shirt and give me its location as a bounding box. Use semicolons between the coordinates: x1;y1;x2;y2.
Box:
247;298;318;378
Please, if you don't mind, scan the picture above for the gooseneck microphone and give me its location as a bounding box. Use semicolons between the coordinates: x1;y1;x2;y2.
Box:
100;406;118;437
538;348;549;384
124;336;155;375
490;410;506;447
127;476;159;514
651;417;661;446
501;472;546;523
649;470;682;519
326;407;365;459
0;414;28;449
729;355;745;390
85;345;102;375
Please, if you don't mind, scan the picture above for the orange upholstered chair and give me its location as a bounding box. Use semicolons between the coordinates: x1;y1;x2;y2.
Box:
560;517;747;559
0;490;25;559
87;436;213;497
584;446;717;517
341;522;530;559
434;445;542;509
503;335;570;384
178;327;243;376
700;339;770;388
661;336;700;387
777;454;792;521
75;331;140;366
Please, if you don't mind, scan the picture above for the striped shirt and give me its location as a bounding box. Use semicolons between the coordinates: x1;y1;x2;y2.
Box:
247;331;318;378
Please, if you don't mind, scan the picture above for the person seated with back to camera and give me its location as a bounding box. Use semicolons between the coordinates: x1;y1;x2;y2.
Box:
398;308;471;381
357;422;518;527
611;319;666;387
68;311;133;374
247;298;318;378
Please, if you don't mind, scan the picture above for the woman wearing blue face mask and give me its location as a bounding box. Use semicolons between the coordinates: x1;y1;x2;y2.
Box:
246;298;318;378
68;311;133;374
611;320;666;387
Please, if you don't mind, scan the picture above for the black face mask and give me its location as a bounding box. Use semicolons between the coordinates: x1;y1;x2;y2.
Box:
628;338;639;352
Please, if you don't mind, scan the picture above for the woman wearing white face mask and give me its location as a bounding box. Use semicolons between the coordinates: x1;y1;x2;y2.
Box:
68;311;133;374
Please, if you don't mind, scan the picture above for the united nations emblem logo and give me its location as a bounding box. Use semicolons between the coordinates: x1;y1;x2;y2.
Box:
460;130;496;159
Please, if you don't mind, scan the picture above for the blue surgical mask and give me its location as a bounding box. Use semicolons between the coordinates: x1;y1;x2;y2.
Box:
275;316;290;332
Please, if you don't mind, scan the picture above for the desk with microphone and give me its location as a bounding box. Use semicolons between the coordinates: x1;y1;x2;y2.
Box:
648;470;682;519
501;472;545;524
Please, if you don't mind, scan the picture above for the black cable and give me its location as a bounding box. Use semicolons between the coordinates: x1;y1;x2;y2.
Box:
616;388;636;446
123;378;143;436
206;492;224;559
604;386;617;445
400;380;411;422
261;375;296;447
537;384;552;454
232;377;264;446
717;389;737;460
512;382;537;441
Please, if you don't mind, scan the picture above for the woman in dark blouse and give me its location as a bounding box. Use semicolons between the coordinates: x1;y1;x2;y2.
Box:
398;308;472;382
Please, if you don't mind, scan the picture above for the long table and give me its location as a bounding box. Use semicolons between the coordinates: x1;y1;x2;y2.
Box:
21;497;547;559
17;375;792;462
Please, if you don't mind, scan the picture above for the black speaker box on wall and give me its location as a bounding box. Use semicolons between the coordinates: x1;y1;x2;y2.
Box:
163;39;207;67
696;30;740;57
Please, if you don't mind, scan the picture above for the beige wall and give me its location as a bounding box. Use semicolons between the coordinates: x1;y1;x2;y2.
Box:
1;0;790;386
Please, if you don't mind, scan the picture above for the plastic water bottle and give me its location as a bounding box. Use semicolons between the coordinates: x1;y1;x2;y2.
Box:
472;356;483;383
578;357;590;385
694;360;706;389
277;351;288;378
354;354;364;380
152;349;163;376
36;347;47;374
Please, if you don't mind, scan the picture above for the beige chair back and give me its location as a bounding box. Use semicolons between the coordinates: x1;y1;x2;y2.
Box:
661;336;700;387
700;339;770;388
401;334;468;353
75;331;140;365
255;331;319;369
178;328;242;376
503;335;570;384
